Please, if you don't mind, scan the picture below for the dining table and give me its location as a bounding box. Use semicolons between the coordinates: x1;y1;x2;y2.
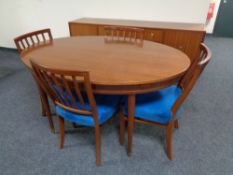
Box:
20;36;190;155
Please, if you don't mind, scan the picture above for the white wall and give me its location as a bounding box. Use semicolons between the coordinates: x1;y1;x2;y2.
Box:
0;0;210;48
206;0;221;33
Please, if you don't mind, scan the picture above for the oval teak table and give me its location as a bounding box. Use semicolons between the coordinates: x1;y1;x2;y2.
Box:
21;36;190;94
21;36;190;155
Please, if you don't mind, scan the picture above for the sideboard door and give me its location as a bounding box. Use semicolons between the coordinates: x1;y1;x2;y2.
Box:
163;30;205;61
69;23;98;36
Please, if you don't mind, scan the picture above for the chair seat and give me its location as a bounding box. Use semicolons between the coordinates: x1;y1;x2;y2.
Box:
123;85;182;124
56;95;120;127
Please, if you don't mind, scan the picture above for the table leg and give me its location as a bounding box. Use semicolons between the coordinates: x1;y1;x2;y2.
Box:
127;94;135;156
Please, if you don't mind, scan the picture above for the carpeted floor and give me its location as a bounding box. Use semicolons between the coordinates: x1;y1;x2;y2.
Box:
0;36;232;175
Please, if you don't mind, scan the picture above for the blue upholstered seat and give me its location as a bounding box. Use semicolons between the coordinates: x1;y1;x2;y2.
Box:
123;85;182;124
56;94;120;127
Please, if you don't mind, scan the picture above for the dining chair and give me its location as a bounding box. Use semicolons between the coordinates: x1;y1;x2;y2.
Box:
14;29;54;132
14;28;53;53
30;59;120;166
104;26;144;45
119;43;212;160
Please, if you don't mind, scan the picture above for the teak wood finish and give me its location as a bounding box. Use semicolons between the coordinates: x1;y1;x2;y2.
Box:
119;43;212;160
20;36;191;157
68;18;206;64
14;28;54;132
30;60;103;165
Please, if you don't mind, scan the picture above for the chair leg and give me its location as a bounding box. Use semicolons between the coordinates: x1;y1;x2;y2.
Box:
31;72;49;117
40;95;46;116
37;83;48;117
166;122;174;160
40;89;55;133
120;106;125;145
94;126;101;166
57;116;65;149
174;120;179;129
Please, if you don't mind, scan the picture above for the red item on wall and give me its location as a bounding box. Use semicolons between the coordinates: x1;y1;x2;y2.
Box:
207;2;215;19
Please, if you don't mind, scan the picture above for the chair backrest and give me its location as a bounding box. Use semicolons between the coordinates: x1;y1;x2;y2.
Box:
104;26;144;45
171;43;212;115
14;28;53;54
30;59;99;123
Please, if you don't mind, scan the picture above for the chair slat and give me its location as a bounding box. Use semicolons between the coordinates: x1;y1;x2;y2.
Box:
42;33;46;41
61;75;79;109
36;35;40;42
50;73;72;107
25;38;30;47
30;36;35;44
21;40;26;49
72;76;86;109
41;71;64;103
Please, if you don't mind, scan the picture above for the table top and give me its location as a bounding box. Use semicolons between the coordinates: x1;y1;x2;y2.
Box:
21;36;190;94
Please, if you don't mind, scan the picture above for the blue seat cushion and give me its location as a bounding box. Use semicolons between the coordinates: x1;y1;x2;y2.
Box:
123;85;182;124
56;95;120;127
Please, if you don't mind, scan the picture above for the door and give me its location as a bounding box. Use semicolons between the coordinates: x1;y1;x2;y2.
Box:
214;0;233;37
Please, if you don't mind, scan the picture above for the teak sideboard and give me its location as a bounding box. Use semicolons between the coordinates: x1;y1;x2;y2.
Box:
68;18;206;63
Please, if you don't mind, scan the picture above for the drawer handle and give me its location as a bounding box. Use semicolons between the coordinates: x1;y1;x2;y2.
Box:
150;32;155;37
